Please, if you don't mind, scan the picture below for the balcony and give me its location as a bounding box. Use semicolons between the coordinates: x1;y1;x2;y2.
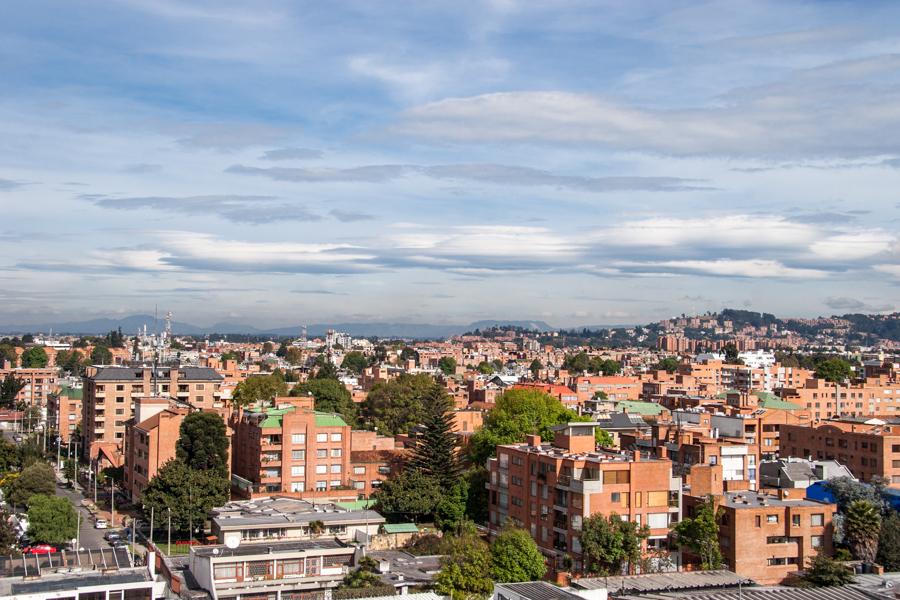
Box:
570;478;603;494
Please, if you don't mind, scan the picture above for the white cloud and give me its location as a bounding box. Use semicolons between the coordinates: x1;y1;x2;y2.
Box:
614;258;828;279
810;231;895;260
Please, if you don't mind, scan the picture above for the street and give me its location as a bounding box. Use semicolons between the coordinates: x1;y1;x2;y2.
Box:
55;481;109;549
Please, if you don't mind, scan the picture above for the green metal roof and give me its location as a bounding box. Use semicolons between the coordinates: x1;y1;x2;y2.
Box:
759;396;804;411
258;407;295;429
336;499;376;511
58;385;83;400
615;400;665;416
315;412;348;427
382;523;419;534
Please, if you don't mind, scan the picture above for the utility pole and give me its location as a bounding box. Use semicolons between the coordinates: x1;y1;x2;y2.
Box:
149;506;154;545
75;511;80;550
56;435;61;471
111;481;116;528
93;461;98;504
167;508;171;556
188;485;193;543
131;517;137;566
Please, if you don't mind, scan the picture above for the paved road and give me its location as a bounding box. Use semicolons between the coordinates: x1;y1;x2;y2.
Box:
55;481;111;550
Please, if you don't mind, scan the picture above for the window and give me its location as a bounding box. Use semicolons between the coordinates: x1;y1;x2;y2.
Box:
317;449;327;458
316;481;327;491
811;513;824;527
766;514;779;524
316;465;327;474
291;466;305;477
291;433;306;444
330;464;341;473
292;450;305;461
281;559;302;577
330;433;342;442
602;470;630;484
647;513;668;529
331;448;342;457
214;564;241;580
792;514;800;527
647;491;668;507
767;557;798;566
755;515;762;527
317;433;328;443
331;479;341;486
767;536;790;544
290;482;304;492
354;466;366;475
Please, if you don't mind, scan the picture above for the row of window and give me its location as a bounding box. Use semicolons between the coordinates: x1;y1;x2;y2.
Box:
290;433;343;444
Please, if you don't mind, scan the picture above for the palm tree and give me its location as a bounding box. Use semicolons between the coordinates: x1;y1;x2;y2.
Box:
844;500;881;563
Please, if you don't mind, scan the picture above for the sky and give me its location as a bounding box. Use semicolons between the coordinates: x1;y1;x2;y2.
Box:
2;0;900;329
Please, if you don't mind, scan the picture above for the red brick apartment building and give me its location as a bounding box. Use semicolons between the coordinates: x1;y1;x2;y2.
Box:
230;396;403;498
82;366;224;463
780;418;900;486
684;465;835;585
47;384;82;443
779;377;900;421
0;362;58;409
486;422;682;573
574;376;641;404
123;397;190;502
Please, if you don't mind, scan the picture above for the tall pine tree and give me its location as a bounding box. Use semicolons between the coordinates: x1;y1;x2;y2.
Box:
409;383;461;490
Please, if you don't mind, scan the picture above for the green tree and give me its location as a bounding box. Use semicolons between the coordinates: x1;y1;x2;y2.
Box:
0;509;19;554
844;499;881;563
262;342;275;354
468;389;581;466
409;384;460;489
581;513;649;575
490;527;547;582
723;343;742;365
141;459;229;533
435;532;493;600
529;359;543;378
291;378;356;425
55;349;85;376
476;361;495;375
438;356;458;376
20;346;48;368
6;462;55;507
176;412;230;475
364;373;435;435
341;351;368;375
671;497;722;570
27;495;78;545
563;352;591;373
876;511;900;571
463;467;489;524
800;553;854;587
232;374;288;407
589;358;621;376
90;345;113;365
399;347;418;364
0;437;21;472
824;477;882;512
0;344;17;366
815;358;853;383
596;428;614;447
220;351;239;362
654;357;680;373
341;556;383;588
372;469;442;522
0;374;25;408
314;355;339;380
435;480;468;533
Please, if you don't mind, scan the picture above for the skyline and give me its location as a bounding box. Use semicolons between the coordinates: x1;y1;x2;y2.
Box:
3;1;900;328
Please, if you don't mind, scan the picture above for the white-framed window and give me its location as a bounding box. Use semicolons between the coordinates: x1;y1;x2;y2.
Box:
316;481;327;491
291;433;306;444
330;464;341;473
330;433;342;442
290;482;304;492
330;479;341;487
291;466;305;477
316;433;328;443
292;450;305;460
353;466;366;474
316;465;327;474
331;448;342;457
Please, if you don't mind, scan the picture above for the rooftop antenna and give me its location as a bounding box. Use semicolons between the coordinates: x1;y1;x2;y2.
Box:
153;306;159;396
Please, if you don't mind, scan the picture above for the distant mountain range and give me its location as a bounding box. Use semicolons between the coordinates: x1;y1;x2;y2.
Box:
0;315;556;339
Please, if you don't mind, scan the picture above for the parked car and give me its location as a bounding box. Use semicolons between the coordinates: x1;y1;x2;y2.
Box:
104;531;121;542
94;518;108;529
24;545;56;555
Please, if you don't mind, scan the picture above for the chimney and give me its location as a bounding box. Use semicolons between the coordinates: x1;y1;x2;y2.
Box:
526;434;541;447
633;451;641;462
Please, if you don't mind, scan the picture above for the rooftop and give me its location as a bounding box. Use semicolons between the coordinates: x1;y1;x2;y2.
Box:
90;366;222;382
250;406;348;429
192;538;348;558
494;582;587;600
211;496;384;529
573;569;751;593
720;491;828;509
1;568;151;596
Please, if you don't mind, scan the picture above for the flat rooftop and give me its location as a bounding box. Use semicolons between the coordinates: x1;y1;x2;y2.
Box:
193;538;348;558
573;569;751;593
497;442;666;464
0;567;149;596
211;496;385;529
721;491;828;509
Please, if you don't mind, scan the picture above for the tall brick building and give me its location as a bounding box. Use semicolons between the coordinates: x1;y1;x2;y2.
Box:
485;422;682;573
123;397;189;502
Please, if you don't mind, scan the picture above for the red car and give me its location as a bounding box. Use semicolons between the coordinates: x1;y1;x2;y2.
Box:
24;545;56;555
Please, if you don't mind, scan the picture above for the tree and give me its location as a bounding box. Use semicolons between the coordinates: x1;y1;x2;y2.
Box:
468;389;581;466
90;345;113;365
580;513;649;575
364;373;435;435
816;358;853;383
596;428;614;447
654;357;680;373
529;359;543;378
409;384;460;489
438;356;458;376
824;477;882;512
262;342;275;355
476;361;495;375
589;357;621;376
141;459;229;533
232;374;288;407
399;347;418;364
434;532;493;600
0;510;19;554
6;462;55;507
372;469;442;522
20;347;48;368
844;500;881;563
341;351;368;375
0;344;17;366
291;378;356;425
104;328;125;348
671;497;722;570
176;412;230;475
435;480;468;533
800;553;854;587
0;437;21;472
463;467;489;524
0;374;25;408
490;527;546;582
55;349;85;376
314;355;339;380
342;556;383;589
563;352;591;373
877;511;900;571
27;494;77;545
723;343;743;365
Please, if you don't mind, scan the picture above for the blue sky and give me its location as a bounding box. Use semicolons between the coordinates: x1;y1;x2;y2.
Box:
2;0;900;328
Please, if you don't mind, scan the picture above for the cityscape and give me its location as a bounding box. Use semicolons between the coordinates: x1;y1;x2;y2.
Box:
2;3;900;600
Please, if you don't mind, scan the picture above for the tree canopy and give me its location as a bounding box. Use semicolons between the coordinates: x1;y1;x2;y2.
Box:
671;497;722;570
490;527;547;583
176;412;230;475
844;499;881;563
824;477;882;512
5;462;56;507
408;384;460;489
372;469;442;522
654;357;680;373
468;388;581;466
90;345;113;365
801;554;854;587
815;358;853;383
0;374;25;408
438;356;458;375
141;459;229;533
877;511;900;571
27;495;77;545
232;373;288;407
363;373;435;435
581;513;649;575
20;346;48;368
291;378;356;425
340;351;368;375
434;532;493;600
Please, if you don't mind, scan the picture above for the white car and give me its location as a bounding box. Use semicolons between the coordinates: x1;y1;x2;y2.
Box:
94;518;108;529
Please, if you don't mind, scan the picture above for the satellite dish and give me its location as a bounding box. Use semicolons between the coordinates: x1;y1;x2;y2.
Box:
212;548;220;555
224;536;240;550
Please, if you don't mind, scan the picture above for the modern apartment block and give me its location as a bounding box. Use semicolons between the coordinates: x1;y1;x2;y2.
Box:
188;539;357;600
485;422;682;573
123;397;190;502
81;366;223;461
47;383;82;443
0;362;58;410
780;417;900;486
